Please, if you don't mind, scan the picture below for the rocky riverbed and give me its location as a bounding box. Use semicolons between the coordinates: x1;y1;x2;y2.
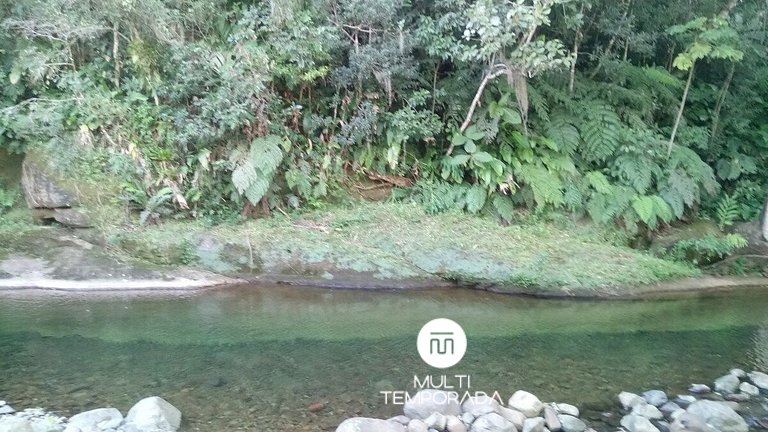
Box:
0;396;181;432
336;369;768;432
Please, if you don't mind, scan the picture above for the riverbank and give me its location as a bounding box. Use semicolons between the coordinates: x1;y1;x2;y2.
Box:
1;202;767;297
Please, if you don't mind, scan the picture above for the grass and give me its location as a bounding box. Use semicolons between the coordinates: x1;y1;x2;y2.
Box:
107;201;699;293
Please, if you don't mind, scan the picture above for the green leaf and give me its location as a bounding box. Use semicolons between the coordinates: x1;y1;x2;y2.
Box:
492;194;515;222
465;126;485;141
472;151;494;163
451;133;467;147
464;141;477;154
465;186;487;213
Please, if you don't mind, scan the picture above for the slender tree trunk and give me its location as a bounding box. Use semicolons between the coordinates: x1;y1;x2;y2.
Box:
762;193;768;241
668;63;695;156
112;22;120;89
708;63;735;148
431;61;440;113
568;27;583;95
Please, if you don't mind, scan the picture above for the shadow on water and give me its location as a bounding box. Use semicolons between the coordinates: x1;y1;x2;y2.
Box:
1;285;767;431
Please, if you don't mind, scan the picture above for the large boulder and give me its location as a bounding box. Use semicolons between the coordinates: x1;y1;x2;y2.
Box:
21;159;74;208
620;414;659;432
0;417;33;432
469;413;516;432
685;400;748;432
67;408;123;431
461;395;501;417
403;390;461;421
748;370;768;390
124;397;181;432
21;157;92;228
714;374;740;395
336;418;405;432
507;391;543;418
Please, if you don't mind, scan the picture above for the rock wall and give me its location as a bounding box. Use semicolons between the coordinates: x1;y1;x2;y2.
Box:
20;154;92;228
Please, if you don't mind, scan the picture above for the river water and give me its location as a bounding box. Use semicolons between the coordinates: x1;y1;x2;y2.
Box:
1;285;767;431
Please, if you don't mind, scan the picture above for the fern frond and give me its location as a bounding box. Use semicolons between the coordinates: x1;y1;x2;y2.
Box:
579;102;622;162
545;113;580;155
517;164;564;208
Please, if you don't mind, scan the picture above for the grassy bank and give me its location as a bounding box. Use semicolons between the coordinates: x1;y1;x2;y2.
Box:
104;202;699;294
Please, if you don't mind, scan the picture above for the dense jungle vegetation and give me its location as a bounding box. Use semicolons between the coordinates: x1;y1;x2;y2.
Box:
0;0;766;245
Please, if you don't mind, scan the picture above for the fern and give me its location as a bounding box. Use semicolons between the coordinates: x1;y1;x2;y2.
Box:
585;171;612;194
231;135;284;205
517;164;564;207
613;154;654;194
579;102;622;162
545;113;580;155
668;146;719;195
715;194;740;229
659;169;698;218
586;184;634;224
631;194;673;229
527;84;550;123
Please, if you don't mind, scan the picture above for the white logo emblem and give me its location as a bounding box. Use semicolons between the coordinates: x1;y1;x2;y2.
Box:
417;318;467;369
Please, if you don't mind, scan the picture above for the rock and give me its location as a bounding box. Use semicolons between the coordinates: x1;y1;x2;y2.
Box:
670;409;686;422
52;208;92;228
68;408;123;431
424;413;447;431
446;416;466;432
404;390;461;421
389;416;411;426
63;426;83;432
522;417;545;432
688;384;710;394
724;393;750;402
685;400;748;432
0;401;5;406
336;418;405;432
508;391;543;418
739;382;759;396
729;369;747;379
557;415;586;432
674;396;697;408
642;390;669;407
621;414;660;432
619;392;646;410
669;412;716;432
307;402;325;413
714;374;740;394
748;371;768;390
498;407;525;430
407;419;429;432
554;403;579;417
469;413;516;432
0;417;33;432
460;413;475;426
543;406;561;432
0;406;15;415
660;402;682;417
633;403;663;420
462;396;500;417
21;159;74;208
124;397;181;432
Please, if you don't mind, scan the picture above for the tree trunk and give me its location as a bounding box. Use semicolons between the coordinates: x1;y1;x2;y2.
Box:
762;193;768;241
668;63;695;156
112;22;120;89
708;63;735;148
568;27;582;95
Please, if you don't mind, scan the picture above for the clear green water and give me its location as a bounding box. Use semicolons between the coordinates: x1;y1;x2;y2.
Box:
1;285;768;431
